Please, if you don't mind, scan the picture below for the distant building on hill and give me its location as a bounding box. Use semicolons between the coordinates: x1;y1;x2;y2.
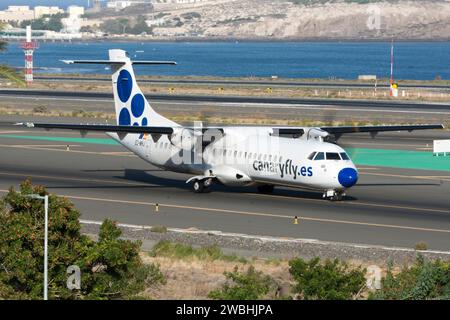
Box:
0;5;64;23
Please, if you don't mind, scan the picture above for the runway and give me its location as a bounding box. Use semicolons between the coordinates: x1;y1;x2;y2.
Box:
34;76;450;91
1;89;450;124
1;122;450;251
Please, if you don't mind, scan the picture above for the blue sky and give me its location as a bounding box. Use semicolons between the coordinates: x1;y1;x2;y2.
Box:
0;1;87;10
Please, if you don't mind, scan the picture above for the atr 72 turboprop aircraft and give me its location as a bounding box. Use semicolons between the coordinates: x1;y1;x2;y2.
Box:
19;50;444;200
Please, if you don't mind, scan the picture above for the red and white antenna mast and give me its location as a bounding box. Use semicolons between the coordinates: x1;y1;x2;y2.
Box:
20;26;38;86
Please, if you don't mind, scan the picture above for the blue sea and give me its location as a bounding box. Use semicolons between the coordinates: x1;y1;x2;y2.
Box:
1;41;450;80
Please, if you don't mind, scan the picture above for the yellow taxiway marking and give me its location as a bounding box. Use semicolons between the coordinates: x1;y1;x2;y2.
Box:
247;192;450;215
0;144;136;157
1;169;450;215
0;188;448;234
0;171;150;187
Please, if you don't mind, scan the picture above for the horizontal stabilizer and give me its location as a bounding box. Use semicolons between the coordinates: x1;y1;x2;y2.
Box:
61;60;177;65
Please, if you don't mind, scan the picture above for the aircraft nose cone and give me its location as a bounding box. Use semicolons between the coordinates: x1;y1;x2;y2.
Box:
338;168;358;188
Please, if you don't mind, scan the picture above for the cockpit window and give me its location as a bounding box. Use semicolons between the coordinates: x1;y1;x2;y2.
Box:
314;152;325;160
307;152;316;160
326;152;341;160
340;152;350;160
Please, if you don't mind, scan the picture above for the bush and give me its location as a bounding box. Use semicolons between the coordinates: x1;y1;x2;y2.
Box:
208;266;277;300
149;241;246;263
0;179;165;299
370;255;450;300
150;225;167;233
415;242;428;251
288;257;366;300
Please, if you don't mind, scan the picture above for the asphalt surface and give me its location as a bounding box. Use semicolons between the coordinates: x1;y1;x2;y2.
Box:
1;122;450;251
1;89;449;124
34;76;450;91
2;88;450;109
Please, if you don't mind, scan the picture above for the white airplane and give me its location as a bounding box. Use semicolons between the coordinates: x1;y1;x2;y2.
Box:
19;50;444;200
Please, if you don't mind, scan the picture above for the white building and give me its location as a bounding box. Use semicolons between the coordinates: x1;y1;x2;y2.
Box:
107;1;133;9
67;6;85;17
0;5;65;22
62;6;85;34
0;6;34;23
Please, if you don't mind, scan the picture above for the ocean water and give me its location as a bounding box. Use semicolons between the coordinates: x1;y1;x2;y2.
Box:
1;41;450;80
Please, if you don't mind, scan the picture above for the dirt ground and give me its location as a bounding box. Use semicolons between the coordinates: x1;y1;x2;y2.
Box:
140;253;398;300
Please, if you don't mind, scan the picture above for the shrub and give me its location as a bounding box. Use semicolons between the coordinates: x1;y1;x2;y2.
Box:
0;179;165;300
370;255;450;300
288;257;366;300
415;242;428;251
149;241;246;263
150;225;167;233
208;266;277;300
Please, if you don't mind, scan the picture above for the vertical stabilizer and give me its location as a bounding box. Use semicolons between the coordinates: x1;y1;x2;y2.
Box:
109;49;178;127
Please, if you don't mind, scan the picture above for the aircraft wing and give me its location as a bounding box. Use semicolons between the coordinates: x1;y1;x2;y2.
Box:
18;122;174;134
320;124;444;135
16;122;444;138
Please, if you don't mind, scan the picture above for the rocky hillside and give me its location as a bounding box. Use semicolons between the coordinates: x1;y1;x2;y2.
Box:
146;0;450;40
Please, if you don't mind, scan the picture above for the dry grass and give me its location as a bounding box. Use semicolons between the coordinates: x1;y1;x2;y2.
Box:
2;78;450;102
141;254;292;300
139;249;405;300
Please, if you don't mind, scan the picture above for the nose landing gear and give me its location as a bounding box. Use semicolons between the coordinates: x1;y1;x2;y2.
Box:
323;189;345;201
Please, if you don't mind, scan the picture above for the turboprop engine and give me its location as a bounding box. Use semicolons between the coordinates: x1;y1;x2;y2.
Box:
170;128;202;151
305;128;331;142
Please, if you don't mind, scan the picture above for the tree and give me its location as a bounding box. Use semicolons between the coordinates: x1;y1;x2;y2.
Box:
20;13;67;32
0;23;25;86
0;179;165;299
208;266;278;300
289;257;366;300
370;255;450;300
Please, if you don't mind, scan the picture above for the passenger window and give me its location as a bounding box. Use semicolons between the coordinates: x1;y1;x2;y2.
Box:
258;154;262;160
223;149;226;156
314;152;325;160
263;154;267;161
269;155;272;161
234;151;237;157
326;152;341;160
340;152;350;160
308;152;317;160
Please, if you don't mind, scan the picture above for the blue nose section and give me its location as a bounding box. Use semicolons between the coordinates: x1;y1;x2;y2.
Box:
338;168;358;188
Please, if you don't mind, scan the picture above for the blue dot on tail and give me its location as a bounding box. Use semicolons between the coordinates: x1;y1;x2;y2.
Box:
133;122;139;126
118;108;131;126
142;117;148;126
117;70;133;103
131;94;145;118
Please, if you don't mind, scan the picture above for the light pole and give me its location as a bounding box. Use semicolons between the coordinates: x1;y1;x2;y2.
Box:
26;194;49;301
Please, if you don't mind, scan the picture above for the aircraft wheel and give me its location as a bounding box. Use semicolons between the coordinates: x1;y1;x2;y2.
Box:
193;180;205;193
257;185;274;194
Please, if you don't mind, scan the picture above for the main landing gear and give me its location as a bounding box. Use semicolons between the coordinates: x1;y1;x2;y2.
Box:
192;178;214;193
323;189;345;201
